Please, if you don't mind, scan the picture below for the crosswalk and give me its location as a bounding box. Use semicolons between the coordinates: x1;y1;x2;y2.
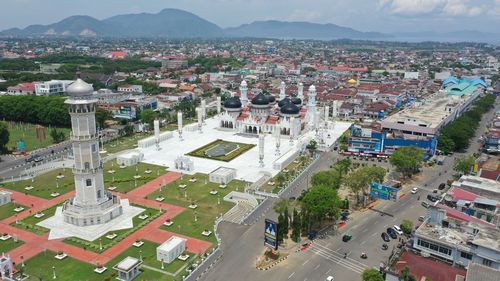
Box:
310;242;369;274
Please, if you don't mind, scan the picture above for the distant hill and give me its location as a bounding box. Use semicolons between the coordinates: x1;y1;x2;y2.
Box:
0;9;224;38
225;20;390;40
392;30;500;44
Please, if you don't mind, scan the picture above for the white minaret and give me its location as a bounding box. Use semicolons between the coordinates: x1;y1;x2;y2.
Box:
307;85;317;113
259;134;265;167
279;81;286;100
63;78;122;226
324;106;330;122
177;111;183;140
332;100;338;120
240;80;248;106
216;96;222;114
289;116;296;144
154;119;160;150
298;82;304;100
201;99;207;124
197;107;203;133
275;124;281;156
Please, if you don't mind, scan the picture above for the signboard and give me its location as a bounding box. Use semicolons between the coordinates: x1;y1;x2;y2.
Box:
264;219;278;250
370;182;399;201
16;140;26;152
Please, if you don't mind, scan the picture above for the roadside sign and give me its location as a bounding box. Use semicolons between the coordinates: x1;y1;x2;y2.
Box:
264;219;278;250
370;182;398;201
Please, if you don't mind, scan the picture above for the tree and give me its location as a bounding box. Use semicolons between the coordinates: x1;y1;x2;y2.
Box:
362;268;384;281
140;109;156;129
0;121;9;153
345;166;387;205
273;199;289;215
311;170;342;189
400;219;414;235
123;124;134;136
437;134;455;154
50;128;66;144
277;212;285;244
306;139;317;155
454;155;476;175
95;108;112;129
399;267;417;281
283;206;289;240
291;208;301;242
300;185;341;227
389;147;425;178
276;173;286;188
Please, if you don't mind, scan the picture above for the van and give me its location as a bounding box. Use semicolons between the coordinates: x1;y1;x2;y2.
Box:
393;225;403;235
421;201;430;208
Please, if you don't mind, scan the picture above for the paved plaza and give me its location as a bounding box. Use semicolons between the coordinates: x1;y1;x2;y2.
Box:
140;117;351;183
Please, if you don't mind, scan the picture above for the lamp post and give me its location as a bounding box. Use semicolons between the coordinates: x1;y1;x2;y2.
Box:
99;238;103;251
52;266;56;279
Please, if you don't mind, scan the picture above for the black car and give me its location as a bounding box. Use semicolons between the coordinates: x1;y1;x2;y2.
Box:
381;232;390;242
386;228;398;239
438;183;446;190
342;234;353;242
427;194;439;202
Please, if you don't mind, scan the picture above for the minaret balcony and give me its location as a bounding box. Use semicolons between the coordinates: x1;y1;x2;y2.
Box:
73;167;102;174
70;133;98;141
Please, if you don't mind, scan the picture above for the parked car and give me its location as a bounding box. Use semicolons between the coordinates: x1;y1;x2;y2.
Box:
386;228;398;239
326;276;334;281
427;194;439;202
381;232;390;242
342;234;352;242
393;225;404;235
421;201;430;208
411;187;418;194
438;183;446;190
418;216;425;222
382;243;388;250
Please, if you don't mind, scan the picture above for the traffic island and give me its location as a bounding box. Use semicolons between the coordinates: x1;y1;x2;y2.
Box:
256;249;289;270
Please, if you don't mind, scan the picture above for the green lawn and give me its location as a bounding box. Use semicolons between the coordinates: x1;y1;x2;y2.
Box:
260;155;312;193
12;204;61;235
0;238;24;253
0;202;30;220
21;250;97;281
187;139;255;162
152;173;245;243
63;205;161;253
1;162;166;199
5;122;70;152
105;240;199;279
102;134;144;155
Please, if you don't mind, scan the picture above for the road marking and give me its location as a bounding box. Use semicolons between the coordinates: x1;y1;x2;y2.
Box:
304;279;308;281
360;240;366;245
383;225;388;228
335;247;342;252
314;264;321;270
288;272;295;279
392;217;397;221
362;228;368;233
371;232;378;237
302;259;309;266
326;269;332;274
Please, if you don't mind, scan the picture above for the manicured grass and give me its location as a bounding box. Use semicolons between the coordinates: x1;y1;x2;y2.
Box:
21;250;97;281
63;205;161;253
0;202;29;220
1;162;166;199
5;122;70;152
12;204;60;235
0;239;24;253
187;139;255;162
103;162;167;194
152;173;245;243
105;240;199;279
102;134;145;155
260;155;312;193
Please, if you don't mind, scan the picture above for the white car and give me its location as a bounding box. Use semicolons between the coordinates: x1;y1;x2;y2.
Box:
393;225;404;235
411;187;418;194
326;276;335;281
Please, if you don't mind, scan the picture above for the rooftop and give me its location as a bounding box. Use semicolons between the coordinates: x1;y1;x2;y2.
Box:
465;262;500;281
158;236;186;252
113;256;142;272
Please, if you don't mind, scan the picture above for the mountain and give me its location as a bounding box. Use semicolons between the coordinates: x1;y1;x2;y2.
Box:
224;20;390;40
0;9;224;38
392;30;500;44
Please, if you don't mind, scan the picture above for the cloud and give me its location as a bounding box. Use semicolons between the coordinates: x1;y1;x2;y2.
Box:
379;0;490;16
287;9;323;22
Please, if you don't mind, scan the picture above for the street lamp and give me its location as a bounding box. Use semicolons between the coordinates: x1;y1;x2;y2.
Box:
52;266;56;279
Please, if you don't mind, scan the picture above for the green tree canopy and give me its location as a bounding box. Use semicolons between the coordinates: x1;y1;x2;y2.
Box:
389;146;425;178
400;219;414;235
345;166;387;204
362;268;384;281
0;122;9;153
311;169;342;189
453;155;476;175
140;109;156;129
300;185;341;225
95;108;112;129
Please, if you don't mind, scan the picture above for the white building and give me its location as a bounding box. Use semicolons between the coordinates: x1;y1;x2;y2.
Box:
113;256;143;281
35;80;73;96
156;236;186;264
62;78;123;226
116;151;144;167
0;191;11;206
209;167;237;184
118;85;143;94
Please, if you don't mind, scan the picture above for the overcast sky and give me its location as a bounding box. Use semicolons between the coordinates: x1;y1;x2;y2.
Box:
1;0;499;33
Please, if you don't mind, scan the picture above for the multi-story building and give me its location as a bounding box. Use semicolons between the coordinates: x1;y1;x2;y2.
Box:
117;84;143;94
35;80;73;96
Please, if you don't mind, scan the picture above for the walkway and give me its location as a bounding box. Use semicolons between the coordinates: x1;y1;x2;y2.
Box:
1;171;211;269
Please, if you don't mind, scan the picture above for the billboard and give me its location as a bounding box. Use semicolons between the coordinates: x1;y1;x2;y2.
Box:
370;182;399;201
264;219;278;250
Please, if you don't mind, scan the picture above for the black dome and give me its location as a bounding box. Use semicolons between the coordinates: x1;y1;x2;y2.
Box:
280;103;300;115
278;97;291;107
291;97;302;105
224;97;242;109
267;94;276;103
252;93;270;105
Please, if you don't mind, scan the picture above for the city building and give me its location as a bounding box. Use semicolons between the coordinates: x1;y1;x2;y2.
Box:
113;256;143;281
34;80;73;96
209;167;237;184
117;84;143;94
161;57;188;70
0;191;11;206
62;78;123;226
156;236;186;264
413;207;500;270
113;96;158;120
7;82;36;95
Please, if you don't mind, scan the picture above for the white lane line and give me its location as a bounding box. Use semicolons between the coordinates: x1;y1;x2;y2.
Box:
336;247;342;252
383;225;388;228
302;259;309;266
314;264;321;270
360;240;366;245
326;269;332;275
362;228;368;233
289;272;295;279
304;279;308;281
371;232;378;237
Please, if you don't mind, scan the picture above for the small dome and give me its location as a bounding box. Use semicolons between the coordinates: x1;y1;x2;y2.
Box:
67;78;93;97
251;93;270;105
224;97;242;109
241;80;247;86
348;79;357;84
291;97;302;105
278;97;291;107
267;94;276;103
280;103;300;115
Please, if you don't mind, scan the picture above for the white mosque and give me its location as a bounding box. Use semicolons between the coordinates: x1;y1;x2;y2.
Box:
219;81;316;138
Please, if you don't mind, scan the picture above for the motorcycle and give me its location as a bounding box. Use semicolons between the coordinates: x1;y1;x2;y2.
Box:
360;253;367;259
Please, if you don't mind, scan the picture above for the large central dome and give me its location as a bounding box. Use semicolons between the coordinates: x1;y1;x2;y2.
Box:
67;78;93;97
251;93;270;105
224;97;242;109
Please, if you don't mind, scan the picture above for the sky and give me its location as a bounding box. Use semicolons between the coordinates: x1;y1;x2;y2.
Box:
0;0;499;33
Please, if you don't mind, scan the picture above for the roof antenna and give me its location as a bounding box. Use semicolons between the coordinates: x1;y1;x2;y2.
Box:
76;67;81;79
